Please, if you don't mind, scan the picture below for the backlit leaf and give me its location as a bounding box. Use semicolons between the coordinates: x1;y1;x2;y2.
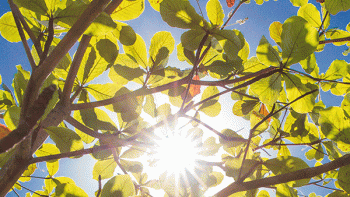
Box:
281;16;319;66
101;175;136;197
256;35;281;67
269;21;283;46
44;126;84;153
325;0;350;15
111;0;145;21
207;0;224;26
250;72;282;106
124;34;148;68
298;3;322;28
93;158;117;180
0;12;29;42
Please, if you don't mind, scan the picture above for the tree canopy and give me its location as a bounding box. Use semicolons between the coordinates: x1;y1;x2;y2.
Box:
0;0;350;196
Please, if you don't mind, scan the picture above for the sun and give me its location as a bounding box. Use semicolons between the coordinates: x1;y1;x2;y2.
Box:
147;121;203;177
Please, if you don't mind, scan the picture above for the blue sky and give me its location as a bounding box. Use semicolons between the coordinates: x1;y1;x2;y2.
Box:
1;0;349;196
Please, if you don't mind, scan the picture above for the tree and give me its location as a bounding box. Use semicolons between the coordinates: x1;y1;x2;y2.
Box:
0;0;350;196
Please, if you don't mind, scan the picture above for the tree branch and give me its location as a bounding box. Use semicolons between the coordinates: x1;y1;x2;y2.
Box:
319;36;350;44
8;0;36;70
62;35;91;104
215;154;350;197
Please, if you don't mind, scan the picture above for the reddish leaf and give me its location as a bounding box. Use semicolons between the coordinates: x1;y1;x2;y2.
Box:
189;75;201;97
226;0;235;7
259;103;271;122
0;123;11;139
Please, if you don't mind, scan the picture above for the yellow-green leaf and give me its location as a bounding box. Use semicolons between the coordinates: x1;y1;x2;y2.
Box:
124;34;148;68
111;0;145;21
256;35;281;67
325;0;350;15
101;175;136;197
298;3;322;29
281;16;319;66
206;0;224;27
44;126;84;153
93;158;117;180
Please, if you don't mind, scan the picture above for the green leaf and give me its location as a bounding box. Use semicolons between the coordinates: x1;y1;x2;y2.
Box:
86;83;121;103
124;34;148;68
299;53;317;74
264;156;310;187
120;159;143;173
44;127;84;153
283;74;317;113
289;0;307;7
160;0;208;30
3;105;20;130
232;100;259;117
199;86;221;117
93;158;117;180
257;190;270;197
148;0;162;11
0;12;29;42
325;0;350;15
12;65;30;107
144;95;157;118
256;36;281;67
13;0;48;16
281;16;319;66
109;55;145;86
149;31;175;69
205;171;224;188
112;87;142;123
298;3;322;29
243;57;269;74
35;143;60;177
101;175;135;197
342;93;350;116
338;164;350;194
18;163;37;182
181;29;207;51
250;72;282;106
276;183;298;197
198;137;221;156
114;22;136;46
156;103;171;121
213;29;241;60
206;0;224;27
76;46;108;85
55;183;88;197
121;147;146;159
269;21;282;46
323;60;350;80
110;0;145;21
319;107;350;144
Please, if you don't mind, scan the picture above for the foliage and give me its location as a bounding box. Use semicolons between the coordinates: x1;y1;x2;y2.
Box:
0;0;350;196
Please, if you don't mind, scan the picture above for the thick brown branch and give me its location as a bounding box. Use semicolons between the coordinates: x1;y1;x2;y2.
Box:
319;36;350;44
38;17;54;66
215;154;350;197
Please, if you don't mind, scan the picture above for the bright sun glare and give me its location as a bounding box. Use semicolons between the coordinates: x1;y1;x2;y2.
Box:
148;122;202;177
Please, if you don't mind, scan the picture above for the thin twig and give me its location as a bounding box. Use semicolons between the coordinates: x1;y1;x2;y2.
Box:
112;148;128;174
319;36;350;44
221;0;247;30
96;175;102;197
15;183;48;197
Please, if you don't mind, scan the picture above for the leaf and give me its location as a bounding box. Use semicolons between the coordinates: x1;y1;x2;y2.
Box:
264;156;310;187
319;107;350;144
250;72;282;106
281;16;319;66
149;31;175;69
232;100;259;117
0;12;29;42
160;0;208;30
205;171;224;188
109;56;145;86
144;95;157;118
44;126;84;153
283;73;317;113
226;0;235;7
298;3;322;29
323;60;350;81
198;137;221;156
0;123;12;140
3;105;20;131
338;165;350;194
76;46;109;85
325;0;350;15
199;86;221;117
276;183;298;197
269;21;283;46
124;34;148;68
256;35;281;67
93;158;117;180
207;0;224;26
148;0;163;11
35;143;60;177
18;163;37;182
299;53;317;74
121;147;146;159
13;0;48;16
259;103;271;122
289;0;307;7
181;29;207;51
55;183;88;197
213;29;241;60
114;22;136;46
243;57;268;74
12;65;30;107
189;75;201;97
110;0;145;21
